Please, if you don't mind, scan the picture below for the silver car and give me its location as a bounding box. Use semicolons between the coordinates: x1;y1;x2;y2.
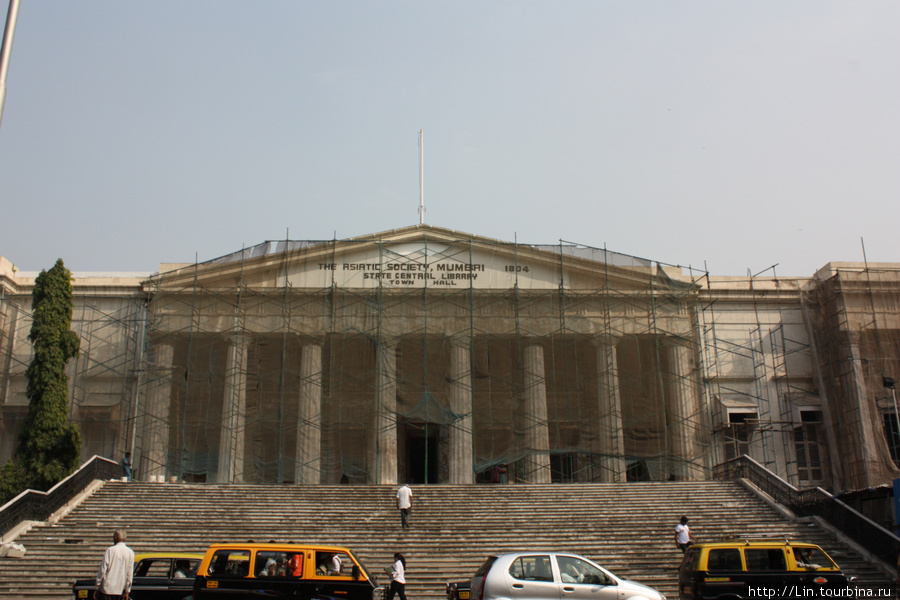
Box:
469;552;665;600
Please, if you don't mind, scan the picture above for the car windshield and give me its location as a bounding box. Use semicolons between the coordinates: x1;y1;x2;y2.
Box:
348;551;375;583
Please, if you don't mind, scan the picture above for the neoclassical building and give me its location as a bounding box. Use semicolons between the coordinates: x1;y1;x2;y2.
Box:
1;225;898;491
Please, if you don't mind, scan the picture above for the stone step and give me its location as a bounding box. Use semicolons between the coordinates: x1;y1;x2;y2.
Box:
0;481;891;600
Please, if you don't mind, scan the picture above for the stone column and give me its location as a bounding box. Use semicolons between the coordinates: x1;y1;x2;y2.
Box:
595;337;626;482
218;334;248;483
844;340;886;488
448;337;474;484
664;339;703;481
295;342;323;484
522;344;551;483
142;340;174;480
0;302;18;408
369;338;398;484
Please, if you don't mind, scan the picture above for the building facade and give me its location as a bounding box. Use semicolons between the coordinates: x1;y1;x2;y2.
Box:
1;226;898;491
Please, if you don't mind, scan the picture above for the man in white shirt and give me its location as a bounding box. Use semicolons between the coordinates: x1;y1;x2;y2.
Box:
674;516;697;554
396;484;412;529
95;529;134;600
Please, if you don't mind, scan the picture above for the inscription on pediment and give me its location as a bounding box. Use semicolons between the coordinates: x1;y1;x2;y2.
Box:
285;242;560;290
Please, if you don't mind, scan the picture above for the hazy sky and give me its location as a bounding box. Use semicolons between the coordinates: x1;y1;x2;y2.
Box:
1;1;898;276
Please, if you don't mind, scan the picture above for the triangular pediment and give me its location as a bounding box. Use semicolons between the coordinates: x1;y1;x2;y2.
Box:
146;225;694;293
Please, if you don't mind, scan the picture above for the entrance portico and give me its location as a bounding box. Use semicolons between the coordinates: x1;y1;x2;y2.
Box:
40;225;702;486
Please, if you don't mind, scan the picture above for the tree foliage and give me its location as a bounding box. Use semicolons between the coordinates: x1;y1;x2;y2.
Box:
0;259;82;504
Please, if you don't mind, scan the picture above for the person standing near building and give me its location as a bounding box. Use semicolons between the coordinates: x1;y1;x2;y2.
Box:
94;529;134;600
675;516;698;553
121;453;132;481
396;483;412;529
386;552;407;600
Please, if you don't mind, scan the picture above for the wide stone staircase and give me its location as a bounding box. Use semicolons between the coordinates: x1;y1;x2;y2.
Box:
0;481;893;599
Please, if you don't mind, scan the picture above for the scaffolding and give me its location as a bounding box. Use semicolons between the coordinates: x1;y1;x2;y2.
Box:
3;230;897;489
801;263;900;488
126;232;711;484
698;267;825;488
0;277;147;462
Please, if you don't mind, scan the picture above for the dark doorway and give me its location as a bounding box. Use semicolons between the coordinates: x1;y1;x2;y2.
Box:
406;422;439;484
626;459;651;482
550;453;576;483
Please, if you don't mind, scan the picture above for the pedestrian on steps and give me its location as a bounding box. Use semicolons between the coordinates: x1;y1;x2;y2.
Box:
386;552;407;600
121;452;132;481
675;516;698;553
396;483;412;529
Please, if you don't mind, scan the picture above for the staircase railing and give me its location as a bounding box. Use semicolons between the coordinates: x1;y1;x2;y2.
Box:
0;455;120;540
715;455;900;565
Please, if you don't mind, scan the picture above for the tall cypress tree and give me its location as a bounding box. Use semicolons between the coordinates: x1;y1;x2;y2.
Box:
0;259;82;503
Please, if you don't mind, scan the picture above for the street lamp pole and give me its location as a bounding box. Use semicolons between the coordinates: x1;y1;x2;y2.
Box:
0;0;22;131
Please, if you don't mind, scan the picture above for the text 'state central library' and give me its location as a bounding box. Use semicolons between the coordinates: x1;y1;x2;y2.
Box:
1;225;899;492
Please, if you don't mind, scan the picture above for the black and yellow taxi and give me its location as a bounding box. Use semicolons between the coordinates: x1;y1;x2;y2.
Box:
678;537;854;600
73;552;203;600
192;542;383;600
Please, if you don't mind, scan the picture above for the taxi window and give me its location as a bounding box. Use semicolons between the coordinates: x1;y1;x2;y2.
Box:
315;551;350;576
135;558;171;578
208;550;251;578
173;558;199;577
509;555;553;582
746;549;787;571
255;551;294;578
792;548;833;570
707;549;742;572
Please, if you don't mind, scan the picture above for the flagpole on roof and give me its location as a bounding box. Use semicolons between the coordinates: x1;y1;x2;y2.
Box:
0;0;22;133
418;129;425;225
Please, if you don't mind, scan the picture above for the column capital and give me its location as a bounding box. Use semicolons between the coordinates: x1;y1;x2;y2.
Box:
146;339;175;369
148;337;176;348
662;335;694;351
592;334;621;348
447;334;472;351
378;336;400;350
294;334;325;346
224;332;250;347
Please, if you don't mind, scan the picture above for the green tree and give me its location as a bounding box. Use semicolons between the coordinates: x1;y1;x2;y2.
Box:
0;259;82;503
